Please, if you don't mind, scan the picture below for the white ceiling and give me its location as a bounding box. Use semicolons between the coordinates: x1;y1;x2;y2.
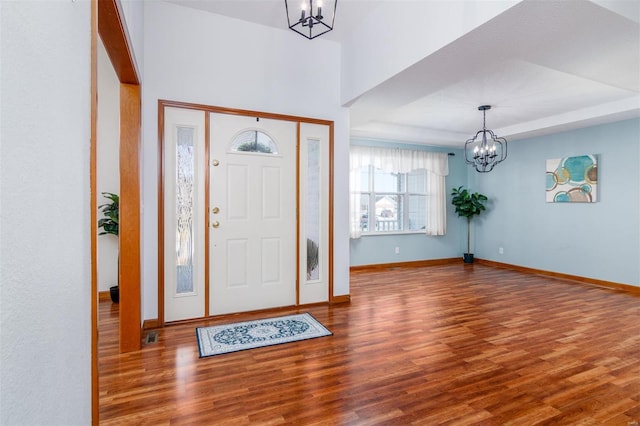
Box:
164;0;640;147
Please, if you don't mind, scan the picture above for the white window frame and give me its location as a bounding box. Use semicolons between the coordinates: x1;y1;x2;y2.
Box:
349;145;449;239
356;165;428;235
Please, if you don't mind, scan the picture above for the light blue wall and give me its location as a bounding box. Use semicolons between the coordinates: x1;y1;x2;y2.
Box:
349;139;468;266
351;119;640;287
470;118;640;287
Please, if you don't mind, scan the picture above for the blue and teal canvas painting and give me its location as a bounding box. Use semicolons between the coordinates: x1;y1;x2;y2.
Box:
546;154;598;203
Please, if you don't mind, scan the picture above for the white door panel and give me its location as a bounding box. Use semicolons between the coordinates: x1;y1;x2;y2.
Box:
209;114;296;315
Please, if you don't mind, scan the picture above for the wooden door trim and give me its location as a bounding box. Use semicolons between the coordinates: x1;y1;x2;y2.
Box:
93;0;142;422
328;122;335;303
157;101;166;325
159;99;334;126
157;100;334;325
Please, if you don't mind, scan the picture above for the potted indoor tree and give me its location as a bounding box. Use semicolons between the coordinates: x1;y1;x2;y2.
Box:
98;192;119;302
451;186;488;263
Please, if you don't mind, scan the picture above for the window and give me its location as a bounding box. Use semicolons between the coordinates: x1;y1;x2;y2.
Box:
230;130;278;154
355;166;427;233
175;126;195;294
349;146;449;238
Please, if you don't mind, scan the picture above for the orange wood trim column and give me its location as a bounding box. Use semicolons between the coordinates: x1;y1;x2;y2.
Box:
98;0;142;354
90;0;98;423
119;83;141;352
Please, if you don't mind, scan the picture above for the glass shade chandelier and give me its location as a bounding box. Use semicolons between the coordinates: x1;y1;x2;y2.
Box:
464;105;507;173
285;0;337;40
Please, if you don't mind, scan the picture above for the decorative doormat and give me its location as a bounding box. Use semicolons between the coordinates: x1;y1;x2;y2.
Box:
196;313;332;358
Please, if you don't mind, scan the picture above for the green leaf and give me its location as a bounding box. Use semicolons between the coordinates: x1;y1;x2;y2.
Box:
98;192;119;237
450;186;488;220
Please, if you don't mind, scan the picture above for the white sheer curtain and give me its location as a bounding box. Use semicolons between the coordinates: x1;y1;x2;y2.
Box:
349;146;449;238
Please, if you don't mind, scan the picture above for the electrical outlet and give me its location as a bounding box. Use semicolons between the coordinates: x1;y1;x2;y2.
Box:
395;246;400;254
499;247;504;254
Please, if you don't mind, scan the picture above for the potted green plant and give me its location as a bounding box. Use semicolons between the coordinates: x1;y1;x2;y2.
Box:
98;192;119;302
451;186;488;263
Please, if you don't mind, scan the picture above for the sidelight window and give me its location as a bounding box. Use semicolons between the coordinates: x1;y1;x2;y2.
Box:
175;126;195;294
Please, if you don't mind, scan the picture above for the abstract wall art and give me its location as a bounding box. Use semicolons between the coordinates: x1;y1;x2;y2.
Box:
546;154;598;203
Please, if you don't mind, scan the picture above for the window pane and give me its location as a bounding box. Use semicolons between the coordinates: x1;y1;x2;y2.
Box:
407;169;426;192
359;166;370;189
349;160;430;234
176;126;195;294
358;193;370;232
230;130;278;154
375;195;403;231
408;195;427;231
306;140;320;281
374;169;404;192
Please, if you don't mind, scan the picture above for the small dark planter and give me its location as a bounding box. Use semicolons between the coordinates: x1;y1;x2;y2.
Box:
110;285;120;303
463;253;474;264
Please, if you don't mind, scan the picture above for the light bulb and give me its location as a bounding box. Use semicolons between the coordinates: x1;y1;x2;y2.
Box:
299;2;307;21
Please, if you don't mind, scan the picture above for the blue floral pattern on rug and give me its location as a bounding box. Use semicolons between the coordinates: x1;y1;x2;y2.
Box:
196;313;332;357
213;319;309;345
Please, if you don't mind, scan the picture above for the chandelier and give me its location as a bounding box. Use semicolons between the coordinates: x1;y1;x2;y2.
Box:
464;105;507;173
285;0;337;40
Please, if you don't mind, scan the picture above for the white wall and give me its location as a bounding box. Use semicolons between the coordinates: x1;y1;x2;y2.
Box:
340;1;520;105
141;2;350;320
97;38;120;292
0;1;91;424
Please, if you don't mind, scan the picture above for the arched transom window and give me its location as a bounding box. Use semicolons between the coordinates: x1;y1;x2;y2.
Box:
230;130;279;154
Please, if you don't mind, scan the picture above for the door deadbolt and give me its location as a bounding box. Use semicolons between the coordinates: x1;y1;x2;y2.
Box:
212;159;220;166
212;207;220;214
211;221;220;228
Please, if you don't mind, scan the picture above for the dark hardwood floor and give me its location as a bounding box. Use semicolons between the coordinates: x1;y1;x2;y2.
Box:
99;264;640;425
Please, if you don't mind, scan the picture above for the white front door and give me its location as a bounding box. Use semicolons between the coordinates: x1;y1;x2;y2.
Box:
209;114;297;315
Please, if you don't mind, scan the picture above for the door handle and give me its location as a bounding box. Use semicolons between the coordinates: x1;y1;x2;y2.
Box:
211;221;220;228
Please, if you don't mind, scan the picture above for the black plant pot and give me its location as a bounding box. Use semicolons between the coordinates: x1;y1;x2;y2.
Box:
110;285;120;303
463;253;474;264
